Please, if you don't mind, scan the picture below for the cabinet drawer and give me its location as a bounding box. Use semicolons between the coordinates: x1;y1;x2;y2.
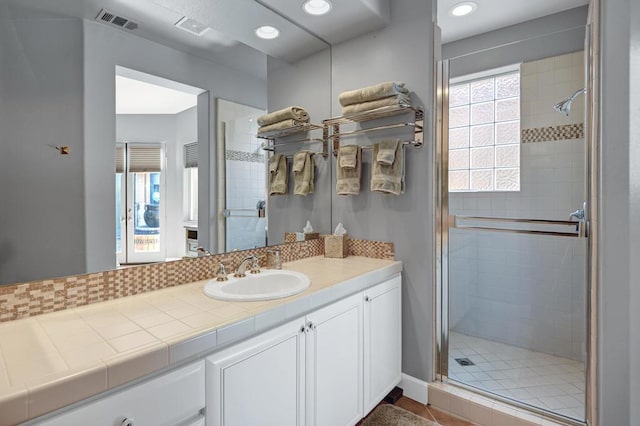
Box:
35;361;205;426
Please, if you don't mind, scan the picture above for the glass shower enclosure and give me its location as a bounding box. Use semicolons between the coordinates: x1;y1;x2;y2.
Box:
436;50;590;424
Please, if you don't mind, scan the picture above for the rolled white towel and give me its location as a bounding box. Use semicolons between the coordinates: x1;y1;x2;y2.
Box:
257;106;309;126
339;81;409;107
341;94;411;116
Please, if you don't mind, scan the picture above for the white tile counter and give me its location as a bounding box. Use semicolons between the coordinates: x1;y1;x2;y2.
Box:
0;256;401;425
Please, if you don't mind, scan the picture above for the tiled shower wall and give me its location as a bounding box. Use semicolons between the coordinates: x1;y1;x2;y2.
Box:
224;115;267;251
449;51;587;361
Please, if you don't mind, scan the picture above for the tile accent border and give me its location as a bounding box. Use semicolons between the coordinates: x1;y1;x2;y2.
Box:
225;149;265;163
521;123;584;143
0;238;394;323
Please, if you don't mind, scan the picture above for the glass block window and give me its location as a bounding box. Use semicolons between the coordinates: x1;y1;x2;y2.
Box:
449;70;520;191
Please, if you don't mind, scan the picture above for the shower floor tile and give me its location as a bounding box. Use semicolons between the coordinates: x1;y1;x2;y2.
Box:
448;331;585;421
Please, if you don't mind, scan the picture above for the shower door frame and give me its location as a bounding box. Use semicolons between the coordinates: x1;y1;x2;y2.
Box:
433;1;600;423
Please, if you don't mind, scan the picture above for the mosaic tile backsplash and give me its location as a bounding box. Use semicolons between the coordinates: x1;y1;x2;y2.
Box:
0;238;394;322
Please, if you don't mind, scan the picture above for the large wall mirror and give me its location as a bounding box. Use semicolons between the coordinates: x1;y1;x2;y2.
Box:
0;0;331;285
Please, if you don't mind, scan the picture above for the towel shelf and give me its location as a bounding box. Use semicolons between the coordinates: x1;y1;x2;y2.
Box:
324;104;424;156
323;104;423;125
256;122;323;139
259;123;329;158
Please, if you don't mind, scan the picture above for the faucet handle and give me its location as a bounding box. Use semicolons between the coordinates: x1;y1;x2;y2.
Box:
250;255;261;274
216;263;228;281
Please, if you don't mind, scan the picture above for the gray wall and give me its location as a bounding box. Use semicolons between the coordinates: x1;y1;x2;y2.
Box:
599;0;639;424
115;108;197;259
0;12;85;284
83;21;267;273
330;0;435;381
266;48;333;243
443;6;588;78
629;0;640;421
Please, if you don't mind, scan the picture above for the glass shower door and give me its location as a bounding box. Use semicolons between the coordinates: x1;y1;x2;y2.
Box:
438;51;589;423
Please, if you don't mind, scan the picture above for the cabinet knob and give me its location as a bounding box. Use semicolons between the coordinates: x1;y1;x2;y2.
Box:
364;296;371;302
121;418;135;426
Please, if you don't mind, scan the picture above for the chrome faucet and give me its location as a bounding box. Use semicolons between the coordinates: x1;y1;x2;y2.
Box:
215;263;228;281
569;209;585;221
234;255;260;277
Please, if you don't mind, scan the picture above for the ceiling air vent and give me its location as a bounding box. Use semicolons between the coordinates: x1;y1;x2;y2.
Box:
95;9;138;31
174;16;210;37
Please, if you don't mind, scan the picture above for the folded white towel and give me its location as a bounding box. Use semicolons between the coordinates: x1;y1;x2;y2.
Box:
377;140;399;165
371;142;405;195
341;94;411;116
293;151;314;196
339;81;409;107
336;146;362;196
269;154;288;195
258;119;307;135
339;145;358;169
257;106;309;126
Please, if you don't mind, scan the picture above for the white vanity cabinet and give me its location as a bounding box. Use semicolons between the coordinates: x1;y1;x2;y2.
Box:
363;275;402;413
206;274;401;426
305;293;363;426
34;360;205;426
29;272;401;426
205;318;307;426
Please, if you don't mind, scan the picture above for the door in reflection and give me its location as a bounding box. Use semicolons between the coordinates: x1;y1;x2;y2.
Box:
116;144;166;264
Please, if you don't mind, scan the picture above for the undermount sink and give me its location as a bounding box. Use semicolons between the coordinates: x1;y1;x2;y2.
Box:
203;269;311;301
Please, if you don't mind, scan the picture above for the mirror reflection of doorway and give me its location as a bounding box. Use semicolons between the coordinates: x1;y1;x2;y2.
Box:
116;144;166;264
216;99;267;252
114;67;204;265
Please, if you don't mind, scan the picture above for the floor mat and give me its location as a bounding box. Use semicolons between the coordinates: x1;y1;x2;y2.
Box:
361;404;437;426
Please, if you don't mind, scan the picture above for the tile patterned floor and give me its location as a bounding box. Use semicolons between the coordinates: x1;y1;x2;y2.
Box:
357;396;476;426
449;332;585;421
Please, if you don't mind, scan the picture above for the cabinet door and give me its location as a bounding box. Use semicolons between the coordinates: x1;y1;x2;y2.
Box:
206;318;306;426
35;361;205;426
305;293;363;426
363;274;402;413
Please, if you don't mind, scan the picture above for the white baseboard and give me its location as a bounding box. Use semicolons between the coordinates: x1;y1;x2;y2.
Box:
399;373;429;404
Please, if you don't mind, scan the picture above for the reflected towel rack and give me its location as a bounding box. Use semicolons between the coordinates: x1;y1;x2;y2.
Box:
256;123;323;139
452;215;583;238
259;124;329;158
222;209;262;218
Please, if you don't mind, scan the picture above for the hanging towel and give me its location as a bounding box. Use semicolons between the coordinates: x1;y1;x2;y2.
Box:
269;154;288;195
293;151;315;196
336;145;362;195
258;119;307;135
341;94;411;116
371;141;405;195
339;81;409;107
376;140;399;165
257;106;309;126
339;144;358;169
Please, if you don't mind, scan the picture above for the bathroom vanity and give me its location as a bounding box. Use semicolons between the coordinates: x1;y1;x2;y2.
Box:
6;257;401;426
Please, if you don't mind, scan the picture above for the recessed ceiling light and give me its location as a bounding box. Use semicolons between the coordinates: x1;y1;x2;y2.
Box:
449;2;478;17
255;25;280;40
303;0;332;16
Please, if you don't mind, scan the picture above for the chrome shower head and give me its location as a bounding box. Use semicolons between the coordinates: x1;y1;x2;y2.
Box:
553;88;586;116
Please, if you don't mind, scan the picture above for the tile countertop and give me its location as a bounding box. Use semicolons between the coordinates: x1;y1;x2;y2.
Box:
0;256;401;425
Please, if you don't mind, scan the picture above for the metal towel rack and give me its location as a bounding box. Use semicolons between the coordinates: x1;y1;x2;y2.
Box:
323;104;424;156
258;123;329;158
261;138;328;158
452;215;584;238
